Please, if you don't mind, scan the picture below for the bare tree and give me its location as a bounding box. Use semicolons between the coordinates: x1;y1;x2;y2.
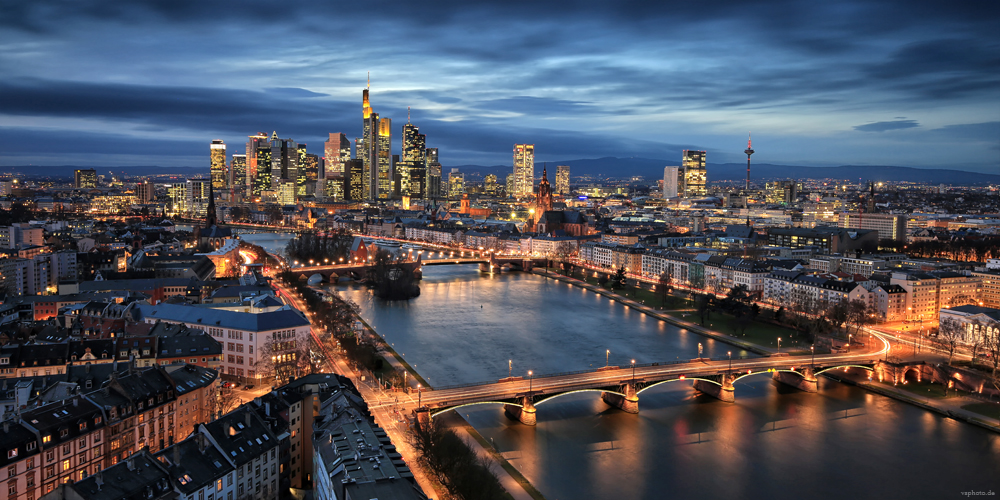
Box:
214;388;242;418
937;317;964;365
967;318;985;366
981;319;1000;378
657;270;674;306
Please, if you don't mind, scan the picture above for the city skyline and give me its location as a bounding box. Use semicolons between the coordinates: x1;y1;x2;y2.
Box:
0;0;997;172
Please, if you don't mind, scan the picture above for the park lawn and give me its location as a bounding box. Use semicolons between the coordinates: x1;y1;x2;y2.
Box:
896;379;958;399
962;402;1000;420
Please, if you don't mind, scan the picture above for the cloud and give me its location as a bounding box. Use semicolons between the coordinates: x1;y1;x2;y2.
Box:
853;120;920;133
929;121;1000;142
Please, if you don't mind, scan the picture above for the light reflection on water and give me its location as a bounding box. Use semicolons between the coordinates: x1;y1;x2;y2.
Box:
336;264;999;499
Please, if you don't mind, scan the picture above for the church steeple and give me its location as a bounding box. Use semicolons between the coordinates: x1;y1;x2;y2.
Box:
205;184;217;227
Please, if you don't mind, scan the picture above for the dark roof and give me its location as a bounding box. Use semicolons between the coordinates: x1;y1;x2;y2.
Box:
65;450;175;500
201;407;279;466
155;435;234;494
157;335;222;358
135;303;309;332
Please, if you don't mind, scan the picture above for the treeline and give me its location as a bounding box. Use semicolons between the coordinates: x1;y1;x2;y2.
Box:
366;248;421;300
278;271;383;373
411;420;507;500
285;229;354;264
879;238;1000;261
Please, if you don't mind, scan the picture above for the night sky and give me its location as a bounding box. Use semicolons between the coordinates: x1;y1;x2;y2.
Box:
0;0;998;171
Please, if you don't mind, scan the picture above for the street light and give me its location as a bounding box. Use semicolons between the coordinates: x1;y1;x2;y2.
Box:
508;359;512;379
728;351;732;374
528;370;533;393
417;384;422;407
698;343;703;359
631;359;636;381
777;338;781;352
606;349;610;368
811;345;815;368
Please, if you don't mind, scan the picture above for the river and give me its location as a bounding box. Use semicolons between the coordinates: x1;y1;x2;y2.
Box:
337;264;1000;500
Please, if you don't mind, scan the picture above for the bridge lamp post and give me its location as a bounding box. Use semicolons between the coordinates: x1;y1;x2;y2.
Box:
698;343;703;359
606;349;610;368
509;359;512;379
728;351;732;374
811;345;815;369
777;338;781;352
848;334;852;352
631;359;636;381
528;371;533;394
417;384;422;407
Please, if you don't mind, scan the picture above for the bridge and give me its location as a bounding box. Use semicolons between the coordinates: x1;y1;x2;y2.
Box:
413;349;891;425
285;254;552;282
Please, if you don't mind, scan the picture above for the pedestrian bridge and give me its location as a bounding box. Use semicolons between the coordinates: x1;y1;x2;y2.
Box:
415;354;886;425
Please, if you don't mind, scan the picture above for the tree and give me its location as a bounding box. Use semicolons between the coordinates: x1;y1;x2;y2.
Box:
609;266;627;290
846;298;872;340
948;294;976;308
981;319;1000;379
657;270;673;306
825;301;850;336
937;317;964;365
597;273;609;287
214;387;242;418
694;293;713;326
366;248;420;300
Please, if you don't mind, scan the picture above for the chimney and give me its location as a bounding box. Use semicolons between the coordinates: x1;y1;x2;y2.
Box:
198;433;207;454
245;410;251;428
173;444;180;466
127;456;135;471
265;402;270;417
95;470;104;490
3;421;8;433
85;363;91;373
73;397;79;407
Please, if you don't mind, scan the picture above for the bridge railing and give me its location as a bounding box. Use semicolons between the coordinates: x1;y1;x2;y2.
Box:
430;355;756;391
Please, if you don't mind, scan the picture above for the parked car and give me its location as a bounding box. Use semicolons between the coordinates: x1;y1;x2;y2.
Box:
244;385;255;390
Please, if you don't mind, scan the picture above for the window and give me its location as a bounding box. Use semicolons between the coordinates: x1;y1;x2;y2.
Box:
78;438;86;449
61;460;70;471
217;479;222;491
7;466;14;476
8;480;16;496
42;435;51;444
26;459;34;470
26;441;36;451
45;451;54;462
7;450;16;459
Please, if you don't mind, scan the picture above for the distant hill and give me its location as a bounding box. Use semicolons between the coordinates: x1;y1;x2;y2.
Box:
451;158;1000;185
4;158;998;185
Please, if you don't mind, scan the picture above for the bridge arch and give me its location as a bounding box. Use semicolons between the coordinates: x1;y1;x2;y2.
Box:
534;388;627;406
429;401;521;418
733;369;800;384
636;377;721;395
814;365;874;376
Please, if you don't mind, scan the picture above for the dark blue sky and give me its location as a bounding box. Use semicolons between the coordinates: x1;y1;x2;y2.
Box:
0;0;998;172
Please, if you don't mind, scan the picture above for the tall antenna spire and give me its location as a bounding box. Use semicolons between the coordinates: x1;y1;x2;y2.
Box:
367;72;370;89
743;132;755;211
408;106;411;124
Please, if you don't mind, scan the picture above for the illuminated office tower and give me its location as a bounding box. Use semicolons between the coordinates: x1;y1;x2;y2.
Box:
168;182;187;214
210;140;227;189
425;148;441;199
513;144;535;197
555;165;570;195
448;169;465;198
297;144;316;197
663;166;679;198
246;133;271;196
136;180;154;203
681;150;707;198
186;178;211;217
376;118;392;199
484;174;498;196
74;169;97;189
401;122;427;197
361;87;379;200
230;154;247;191
269;132;298;197
506;174;515;197
346;159;365;201
323;133;351;178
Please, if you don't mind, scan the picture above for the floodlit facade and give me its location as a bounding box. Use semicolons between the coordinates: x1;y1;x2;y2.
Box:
555;165;570;195
513;144;535;197
663;166;679;199
681;150;707;198
210;140;227;189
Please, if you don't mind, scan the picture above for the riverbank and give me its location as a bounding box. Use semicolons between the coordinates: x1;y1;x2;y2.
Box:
823;371;1000;434
533;269;775;356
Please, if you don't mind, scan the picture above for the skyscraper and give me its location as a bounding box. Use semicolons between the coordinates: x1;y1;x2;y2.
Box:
74;169;97;189
681;150;707;198
246;133;270;196
231;154;247;191
136;180;154;203
513;144;535;197
346;159;365;201
663;166;679;199
555;165;570;195
401;122;427;197
377;117;392;199
448;169;464;198
361;87;379;200
484;174;498;196
425;148;441;199
186;178;211;216
296;144;313;197
323;133;351;179
269;132;298;194
210;140;227;189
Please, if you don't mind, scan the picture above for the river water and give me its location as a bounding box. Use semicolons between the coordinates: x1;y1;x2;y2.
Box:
338;265;1000;500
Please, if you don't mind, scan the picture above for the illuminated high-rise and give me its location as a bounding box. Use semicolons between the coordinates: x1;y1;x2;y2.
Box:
513;144;535;197
377;118;392;199
74;169;97;189
231;154;247;191
448;169;464;198
401;122;427;197
555;165;570;195
323;133;351;178
681;150;707;198
484;174;498;196
136;180;154;203
663;166;679;198
346;159;365;201
269;132;298;195
296;144;314;197
210;140;227;189
361;87;379;200
425;148;441;199
246;133;270;196
186;178;211;216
